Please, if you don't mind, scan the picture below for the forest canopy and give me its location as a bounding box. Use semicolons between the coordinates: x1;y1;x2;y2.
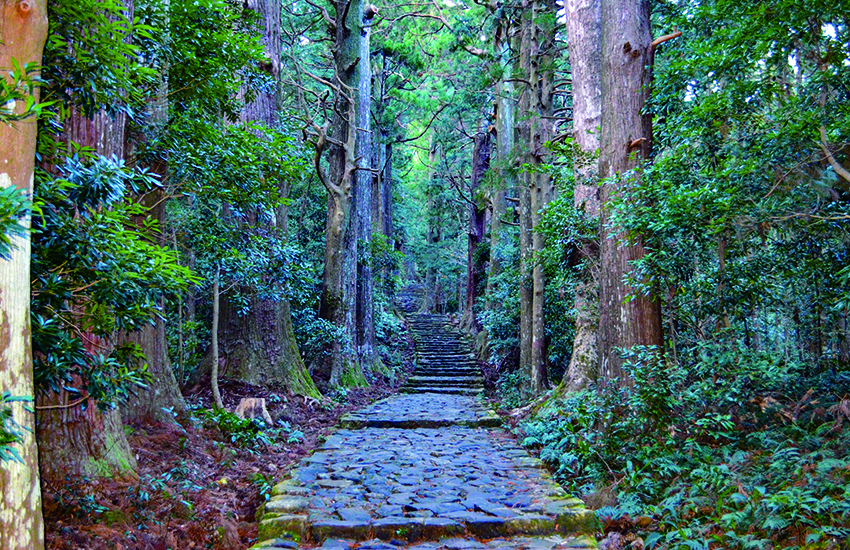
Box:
0;0;848;547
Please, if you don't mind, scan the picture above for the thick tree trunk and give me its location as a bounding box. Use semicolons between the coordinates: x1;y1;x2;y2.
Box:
0;0;48;545
528;0;556;394
319;192;356;386
372;132;382;234
598;0;663;384
461;126;492;332
317;0;371;388
382;142;393;238
485;24;513;315
36;0;138;484
341;180;363;383
121;196;188;423
121;39;186;421
516;2;534;388
561;0;601;392
37;385;137;484
113;0;186;424
354;9;383;374
518;183;533;379
219;0;320;397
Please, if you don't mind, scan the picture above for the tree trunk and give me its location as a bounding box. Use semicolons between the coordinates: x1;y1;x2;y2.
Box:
121;196;187;423
528;0;556;394
462;126;492;332
37;0;138;484
382;142;393;239
518;183;533;380
317;0;369;388
37;386;137;484
354;8;383;374
219;0;320;397
485;20;513;315
121;62;186;423
211;266;223;409
319;191;355;386
597;0;663;384
561;0;601;392
423;136;441;313
113;0;187;423
516;2;534;388
0;0;48;545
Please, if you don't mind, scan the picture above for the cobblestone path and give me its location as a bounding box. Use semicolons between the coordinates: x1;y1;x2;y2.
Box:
251;310;598;550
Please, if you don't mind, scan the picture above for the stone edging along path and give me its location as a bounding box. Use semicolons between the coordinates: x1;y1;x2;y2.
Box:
250;314;599;550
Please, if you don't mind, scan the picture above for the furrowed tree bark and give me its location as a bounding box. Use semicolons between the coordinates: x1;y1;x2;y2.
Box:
317;0;369;388
598;0;663;384
0;0;48;545
516;1;534;389
219;0;320;398
354;7;384;374
461;125;492;333
80;0;186;426
528;0;556;394
485;18;513;316
37;0;138;485
122;167;188;421
561;0;601;392
382;142;393;239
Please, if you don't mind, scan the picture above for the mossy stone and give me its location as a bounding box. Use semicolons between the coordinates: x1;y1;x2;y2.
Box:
258;514;308;543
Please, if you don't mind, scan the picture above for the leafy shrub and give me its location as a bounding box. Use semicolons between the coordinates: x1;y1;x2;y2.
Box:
497;371;528;410
521;345;850;549
196;408;272;449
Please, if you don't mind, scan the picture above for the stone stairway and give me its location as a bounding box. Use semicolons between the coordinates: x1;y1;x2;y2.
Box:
400;315;485;397
250;296;598;550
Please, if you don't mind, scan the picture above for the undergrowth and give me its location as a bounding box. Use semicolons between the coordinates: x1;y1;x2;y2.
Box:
521;345;850;549
197;407;304;449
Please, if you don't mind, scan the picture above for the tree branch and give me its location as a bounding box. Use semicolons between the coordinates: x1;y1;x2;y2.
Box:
819;125;850;185
304;0;336;29
651;31;682;52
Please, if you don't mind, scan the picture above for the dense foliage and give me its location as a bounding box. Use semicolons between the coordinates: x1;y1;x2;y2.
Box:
1;0;848;545
512;1;850;548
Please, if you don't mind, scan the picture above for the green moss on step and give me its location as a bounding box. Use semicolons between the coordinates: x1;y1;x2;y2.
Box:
258;515;307;543
556;508;601;535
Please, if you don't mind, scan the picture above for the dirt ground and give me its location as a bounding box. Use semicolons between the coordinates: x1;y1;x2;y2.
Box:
44;357;414;550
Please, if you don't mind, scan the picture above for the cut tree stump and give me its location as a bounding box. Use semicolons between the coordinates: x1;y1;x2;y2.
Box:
235;397;274;426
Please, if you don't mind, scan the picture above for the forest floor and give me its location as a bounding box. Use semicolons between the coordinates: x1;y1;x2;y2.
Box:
44;369;415;550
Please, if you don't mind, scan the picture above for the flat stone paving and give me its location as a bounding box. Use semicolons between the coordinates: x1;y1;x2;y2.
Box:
340;393;501;428
251;311;597;550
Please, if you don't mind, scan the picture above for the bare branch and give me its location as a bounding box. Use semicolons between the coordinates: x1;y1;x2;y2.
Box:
819;125;850;185
304;0;337;29
651;31;682;52
394;103;450;143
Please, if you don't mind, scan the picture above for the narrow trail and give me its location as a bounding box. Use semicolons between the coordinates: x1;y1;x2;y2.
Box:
251;289;598;550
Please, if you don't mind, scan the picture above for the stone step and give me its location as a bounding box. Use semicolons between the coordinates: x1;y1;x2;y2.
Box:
401;387;484;396
406;376;483;387
255;535;597;550
416;367;480;373
414;376;483;382
417;357;478;369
